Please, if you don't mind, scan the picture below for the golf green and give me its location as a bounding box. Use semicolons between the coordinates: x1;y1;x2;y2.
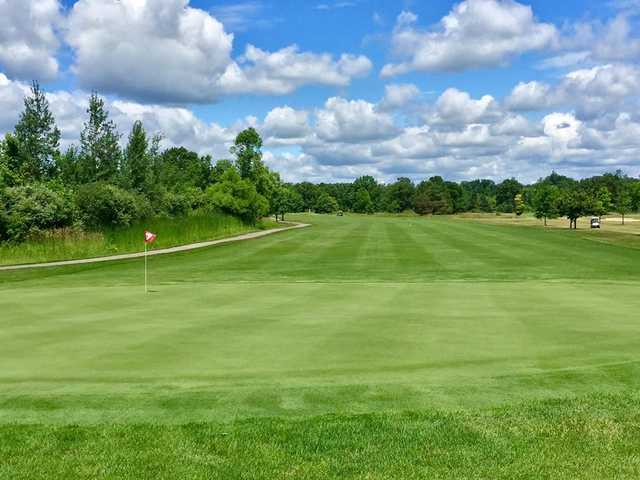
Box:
2;214;640;424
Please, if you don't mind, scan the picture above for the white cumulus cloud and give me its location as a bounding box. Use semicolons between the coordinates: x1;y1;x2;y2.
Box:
381;0;556;77
0;0;62;81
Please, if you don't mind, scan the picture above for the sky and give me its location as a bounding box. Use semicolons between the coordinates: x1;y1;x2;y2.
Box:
1;0;639;184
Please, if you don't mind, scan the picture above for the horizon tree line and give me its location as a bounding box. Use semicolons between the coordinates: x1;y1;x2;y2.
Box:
2;82;640;243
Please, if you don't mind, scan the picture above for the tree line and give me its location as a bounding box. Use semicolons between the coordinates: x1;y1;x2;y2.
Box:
0;82;296;242
289;170;640;228
2;82;640;244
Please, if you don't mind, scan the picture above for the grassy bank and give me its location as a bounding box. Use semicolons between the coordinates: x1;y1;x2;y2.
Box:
0;213;273;266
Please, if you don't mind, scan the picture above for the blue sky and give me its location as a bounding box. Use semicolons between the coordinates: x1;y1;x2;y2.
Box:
1;0;640;183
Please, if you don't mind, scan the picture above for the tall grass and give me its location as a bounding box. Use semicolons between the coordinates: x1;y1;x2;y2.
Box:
0;213;266;266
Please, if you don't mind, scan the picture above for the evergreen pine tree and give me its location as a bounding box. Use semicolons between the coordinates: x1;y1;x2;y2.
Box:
13;81;61;182
79;93;121;183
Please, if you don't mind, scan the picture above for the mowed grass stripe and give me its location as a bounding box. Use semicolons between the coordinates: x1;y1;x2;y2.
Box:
1;214;640;430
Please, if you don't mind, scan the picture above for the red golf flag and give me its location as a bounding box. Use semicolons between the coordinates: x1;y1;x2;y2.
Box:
144;230;157;244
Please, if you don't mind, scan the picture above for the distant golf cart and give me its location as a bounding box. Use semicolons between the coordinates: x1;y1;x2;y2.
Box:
337;210;344;216
590;217;601;229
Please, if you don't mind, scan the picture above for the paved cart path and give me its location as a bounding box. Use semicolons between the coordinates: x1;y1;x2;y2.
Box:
0;222;310;271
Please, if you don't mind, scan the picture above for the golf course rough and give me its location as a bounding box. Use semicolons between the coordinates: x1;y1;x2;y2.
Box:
1;214;640;478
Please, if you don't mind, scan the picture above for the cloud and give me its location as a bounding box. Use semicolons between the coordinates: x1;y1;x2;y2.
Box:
377;83;420;111
381;0;557;77
209;1;277;32
315;96;397;143
66;0;234;104
315;2;357;11
431;88;500;125
506;64;640;118
219;45;371;96
581;15;640;63
2;75;640;184
66;0;372;104
505;81;553;110
0;0;62;81
535;51;591;70
262;106;310;140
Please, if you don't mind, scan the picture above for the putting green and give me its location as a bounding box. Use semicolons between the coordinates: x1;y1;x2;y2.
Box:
1;214;640;424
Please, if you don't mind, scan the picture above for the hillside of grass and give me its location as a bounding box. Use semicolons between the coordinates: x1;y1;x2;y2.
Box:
0;213;276;266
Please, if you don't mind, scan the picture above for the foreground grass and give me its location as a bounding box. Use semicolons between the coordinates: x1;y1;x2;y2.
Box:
0;213;272;266
2;214;640;476
2;394;639;479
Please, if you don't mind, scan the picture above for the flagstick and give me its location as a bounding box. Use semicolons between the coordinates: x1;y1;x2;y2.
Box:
144;241;148;294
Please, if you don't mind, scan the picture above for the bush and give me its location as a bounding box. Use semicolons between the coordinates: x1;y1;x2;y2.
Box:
157;188;208;217
205;169;268;223
314;192;339;213
75;183;147;229
0;184;73;242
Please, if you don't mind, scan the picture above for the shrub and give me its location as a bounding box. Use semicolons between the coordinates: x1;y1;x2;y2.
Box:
314;192;339;213
204;169;268;223
0;184;73;241
75;183;146;229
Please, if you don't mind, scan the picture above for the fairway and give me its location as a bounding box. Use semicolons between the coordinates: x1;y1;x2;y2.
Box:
2;214;640;477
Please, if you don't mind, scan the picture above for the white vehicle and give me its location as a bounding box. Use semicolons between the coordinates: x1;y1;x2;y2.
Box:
590;217;601;229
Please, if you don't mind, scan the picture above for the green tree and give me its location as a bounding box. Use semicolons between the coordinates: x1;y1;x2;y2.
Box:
616;184;632;225
205;168;268;223
231;127;262;180
55;146;81;186
78;93;121;184
496;178;523;213
0;135;21;188
272;185;302;221
314;192;339;214
353;175;382;211
630;182;640;212
413;176;453;215
514;193;525;216
76;183;147;229
122;121;150;192
531;183;560;226
385;177;415;213
559;189;590;229
295;182;320;211
0;184;72;241
592;187;612;219
353;188;374;214
211;159;235;184
156;147;212;191
13;81;61;182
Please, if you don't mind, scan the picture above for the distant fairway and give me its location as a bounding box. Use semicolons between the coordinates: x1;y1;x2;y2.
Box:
2;214;640;478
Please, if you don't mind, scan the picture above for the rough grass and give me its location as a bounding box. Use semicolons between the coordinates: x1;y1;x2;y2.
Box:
2;394;639;479
460;211;640;233
1;213;640;477
0;213;270;266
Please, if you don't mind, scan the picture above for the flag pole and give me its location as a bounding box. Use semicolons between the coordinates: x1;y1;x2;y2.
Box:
144;241;148;293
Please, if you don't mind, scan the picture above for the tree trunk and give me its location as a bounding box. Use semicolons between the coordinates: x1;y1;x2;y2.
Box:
544;216;547;226
282;212;285;221
622;213;625;225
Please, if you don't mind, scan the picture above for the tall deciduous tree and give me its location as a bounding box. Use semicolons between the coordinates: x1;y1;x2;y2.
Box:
593;187;612;219
79;93;121;184
122;121;150;193
385;177;415;213
13;81;60;182
231;127;262;180
531;183;560;226
616;184;632;225
496;178;523;213
559;189;590;229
